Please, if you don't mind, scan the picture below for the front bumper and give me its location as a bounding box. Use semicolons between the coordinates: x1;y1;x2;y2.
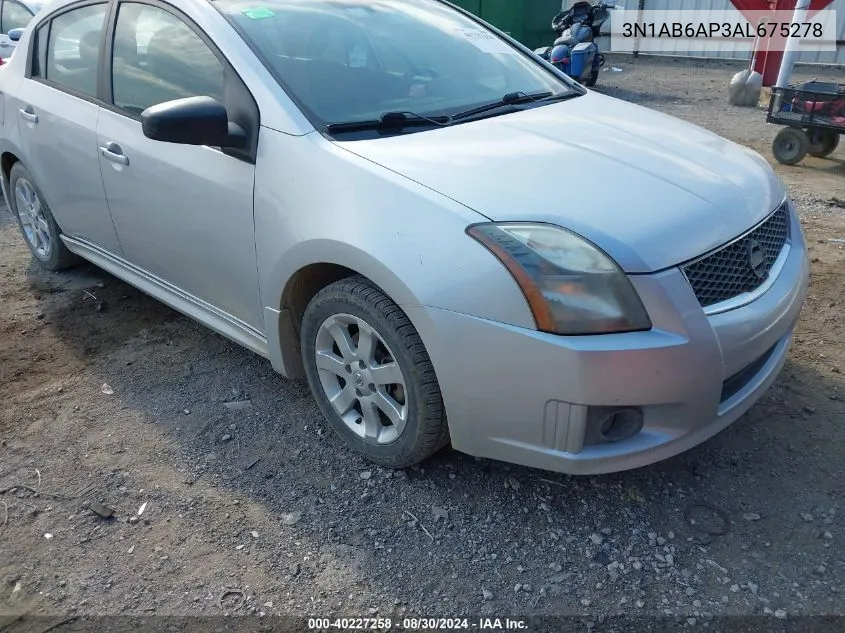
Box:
406;206;810;475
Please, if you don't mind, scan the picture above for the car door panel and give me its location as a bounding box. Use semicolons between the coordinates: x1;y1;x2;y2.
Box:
16;50;122;253
96;110;262;330
98;1;261;331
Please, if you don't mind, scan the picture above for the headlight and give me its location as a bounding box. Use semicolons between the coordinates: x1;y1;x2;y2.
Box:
467;223;651;335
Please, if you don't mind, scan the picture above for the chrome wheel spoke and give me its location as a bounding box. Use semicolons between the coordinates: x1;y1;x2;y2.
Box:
361;401;382;440
356;324;376;364
370;361;403;387
16;189;29;213
36;224;51;253
327;319;356;360
17;180;32;206
374;391;406;430
330;384;357;415
36;216;49;234
315;350;347;376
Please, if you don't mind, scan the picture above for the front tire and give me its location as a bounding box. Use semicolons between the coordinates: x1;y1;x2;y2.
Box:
8;162;79;270
301;276;448;468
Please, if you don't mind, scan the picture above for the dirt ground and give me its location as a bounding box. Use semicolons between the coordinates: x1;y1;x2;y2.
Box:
1;56;844;630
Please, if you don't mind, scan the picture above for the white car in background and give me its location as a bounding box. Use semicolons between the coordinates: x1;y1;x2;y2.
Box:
0;0;43;60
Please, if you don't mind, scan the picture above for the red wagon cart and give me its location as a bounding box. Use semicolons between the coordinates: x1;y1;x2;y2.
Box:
767;80;844;165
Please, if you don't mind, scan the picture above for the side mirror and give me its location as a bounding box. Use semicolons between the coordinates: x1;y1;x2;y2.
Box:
8;28;24;42
141;96;246;148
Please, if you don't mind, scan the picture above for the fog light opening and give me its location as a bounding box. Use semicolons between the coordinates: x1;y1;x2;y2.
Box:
599;408;644;443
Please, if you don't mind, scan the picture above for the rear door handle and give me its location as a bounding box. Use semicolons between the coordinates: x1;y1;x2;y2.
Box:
100;141;129;166
19;108;38;124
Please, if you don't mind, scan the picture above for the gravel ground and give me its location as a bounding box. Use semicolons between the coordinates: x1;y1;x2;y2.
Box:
1;57;844;632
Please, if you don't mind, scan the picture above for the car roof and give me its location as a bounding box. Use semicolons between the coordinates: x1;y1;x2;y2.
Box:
27;0;205;16
21;0;204;22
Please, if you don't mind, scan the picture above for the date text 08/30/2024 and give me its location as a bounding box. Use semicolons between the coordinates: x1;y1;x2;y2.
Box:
307;618;527;631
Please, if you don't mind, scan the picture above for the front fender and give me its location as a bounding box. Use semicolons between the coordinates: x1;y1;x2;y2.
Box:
254;128;536;372
273;237;420;310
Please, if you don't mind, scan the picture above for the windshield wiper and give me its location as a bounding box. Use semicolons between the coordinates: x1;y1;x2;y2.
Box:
451;90;581;122
535;91;583;104
325;92;581;135
326;111;452;134
451;91;552;121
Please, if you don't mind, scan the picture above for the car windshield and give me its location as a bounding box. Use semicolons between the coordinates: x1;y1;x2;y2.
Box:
214;0;578;133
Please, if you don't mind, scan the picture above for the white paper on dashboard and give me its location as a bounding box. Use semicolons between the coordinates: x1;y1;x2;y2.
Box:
458;28;518;54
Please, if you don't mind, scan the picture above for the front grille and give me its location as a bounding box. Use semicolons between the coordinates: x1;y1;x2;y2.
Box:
683;204;790;308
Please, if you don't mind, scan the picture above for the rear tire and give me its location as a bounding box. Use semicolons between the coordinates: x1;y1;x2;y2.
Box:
806;129;840;158
584;53;602;87
301;275;449;468
8;162;80;271
772;128;809;165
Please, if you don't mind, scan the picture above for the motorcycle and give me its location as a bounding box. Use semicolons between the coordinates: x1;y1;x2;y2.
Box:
534;1;617;87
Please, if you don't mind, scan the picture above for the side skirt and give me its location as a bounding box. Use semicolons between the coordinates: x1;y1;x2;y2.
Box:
61;235;270;359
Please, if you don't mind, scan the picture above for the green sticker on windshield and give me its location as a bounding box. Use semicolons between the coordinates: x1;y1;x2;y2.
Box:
242;6;275;19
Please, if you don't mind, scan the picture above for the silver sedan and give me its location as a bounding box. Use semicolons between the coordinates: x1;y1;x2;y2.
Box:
0;0;809;474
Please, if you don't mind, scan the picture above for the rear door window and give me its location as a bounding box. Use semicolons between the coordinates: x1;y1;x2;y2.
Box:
44;4;108;98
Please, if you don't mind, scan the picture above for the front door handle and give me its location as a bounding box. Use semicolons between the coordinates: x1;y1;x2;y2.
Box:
100;141;129;166
19;108;38;124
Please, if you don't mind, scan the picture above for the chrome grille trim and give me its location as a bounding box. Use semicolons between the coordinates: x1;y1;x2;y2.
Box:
682;202;790;313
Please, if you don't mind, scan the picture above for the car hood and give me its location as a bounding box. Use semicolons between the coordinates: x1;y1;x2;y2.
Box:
335;91;785;273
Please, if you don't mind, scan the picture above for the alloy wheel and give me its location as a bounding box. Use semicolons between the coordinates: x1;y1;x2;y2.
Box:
314;313;408;444
15;178;51;259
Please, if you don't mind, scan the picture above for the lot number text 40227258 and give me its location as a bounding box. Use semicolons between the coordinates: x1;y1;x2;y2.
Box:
307;617;528;631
